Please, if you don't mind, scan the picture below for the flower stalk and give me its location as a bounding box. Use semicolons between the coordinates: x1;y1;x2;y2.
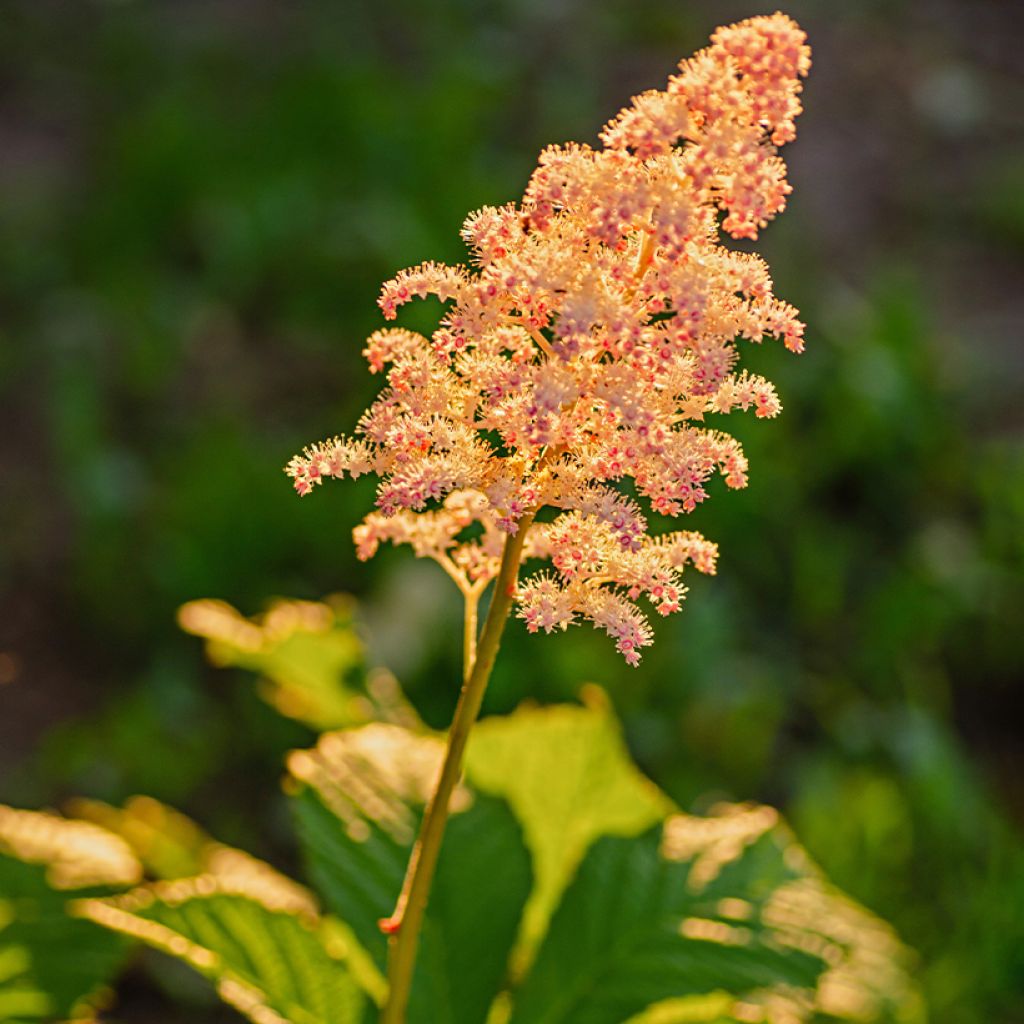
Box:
379;516;535;1023
284;14;812;1021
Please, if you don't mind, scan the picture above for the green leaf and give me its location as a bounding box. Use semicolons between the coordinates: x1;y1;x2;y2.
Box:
289;724;533;1024
289;726;445;969
70;796;387;1014
66;796;328;925
77;881;365;1024
0;804;140;1023
420;796;532;1021
464;691;673;963
508;820;816;1024
509;805;923;1024
67;794;212;880
179;595;417;731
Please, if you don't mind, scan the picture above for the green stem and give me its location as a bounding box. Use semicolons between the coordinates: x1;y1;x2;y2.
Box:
463;588;479;683
379;514;536;1024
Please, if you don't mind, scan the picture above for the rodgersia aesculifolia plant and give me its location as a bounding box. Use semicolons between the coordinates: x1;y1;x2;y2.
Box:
288;13;810;668
286;13;813;1023
0;18;926;1024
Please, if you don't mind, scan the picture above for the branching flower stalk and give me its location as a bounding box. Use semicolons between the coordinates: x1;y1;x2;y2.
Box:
377;520;534;1024
287;13;810;1022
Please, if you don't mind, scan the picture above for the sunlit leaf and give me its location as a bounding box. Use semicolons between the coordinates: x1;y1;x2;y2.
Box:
464;690;673;965
178;595;418;730
70;796;387;1014
77;877;364;1024
289;725;532;1024
66;795;323;923
0;804;140;1022
509;804;923;1024
67;795;212;881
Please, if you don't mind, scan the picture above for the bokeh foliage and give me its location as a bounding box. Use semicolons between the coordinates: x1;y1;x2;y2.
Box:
1;1;1022;1022
1;692;925;1024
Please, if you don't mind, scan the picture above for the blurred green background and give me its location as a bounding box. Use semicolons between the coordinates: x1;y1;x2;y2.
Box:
1;1;1022;1021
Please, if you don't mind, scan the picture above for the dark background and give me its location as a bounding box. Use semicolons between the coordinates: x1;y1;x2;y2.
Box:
1;1;1022;1021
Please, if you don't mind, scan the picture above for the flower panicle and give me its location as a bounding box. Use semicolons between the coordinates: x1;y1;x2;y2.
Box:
287;13;810;664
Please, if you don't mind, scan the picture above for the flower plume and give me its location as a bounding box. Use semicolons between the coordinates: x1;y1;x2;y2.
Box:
288;13;811;665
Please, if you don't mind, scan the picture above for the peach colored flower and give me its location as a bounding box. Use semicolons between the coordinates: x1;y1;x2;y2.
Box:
288;13;811;665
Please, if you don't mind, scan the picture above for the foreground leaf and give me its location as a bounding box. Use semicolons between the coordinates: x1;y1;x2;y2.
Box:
464;692;673;963
289;724;532;1024
179;595;417;730
510;805;922;1024
0;805;140;1022
77;879;364;1024
67;795;212;880
66;795;323;921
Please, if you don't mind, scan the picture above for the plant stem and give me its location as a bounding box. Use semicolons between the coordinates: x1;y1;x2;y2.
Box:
463;589;479;683
379;515;536;1024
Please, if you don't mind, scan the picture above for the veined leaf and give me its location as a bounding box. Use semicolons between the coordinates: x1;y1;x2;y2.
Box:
765;875;926;1024
289;725;447;969
509;805;923;1024
464;691;673;965
66;795;320;925
77;879;364;1024
0;804;140;1022
179;595;418;731
67;794;212;881
289;724;532;1024
70;797;386;1013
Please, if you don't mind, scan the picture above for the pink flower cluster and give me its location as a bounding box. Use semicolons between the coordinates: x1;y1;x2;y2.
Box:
288;13;810;665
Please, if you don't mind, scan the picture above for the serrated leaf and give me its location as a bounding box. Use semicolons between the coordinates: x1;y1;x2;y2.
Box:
77;882;364;1024
66;795;323;928
419;796;532;1021
0;804;140;1022
464;692;673;964
69;797;384;1015
510;805;923;1024
767;877;926;1024
179;596;418;731
289;726;446;969
67;795;212;881
289;725;532;1024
